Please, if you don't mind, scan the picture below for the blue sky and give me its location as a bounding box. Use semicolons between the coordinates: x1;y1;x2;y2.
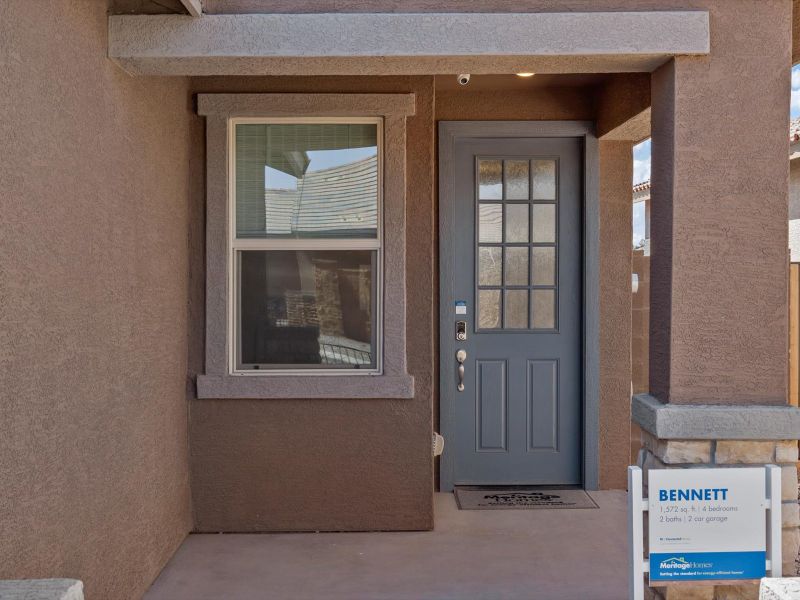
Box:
632;138;651;245
265;147;376;190
794;64;800;118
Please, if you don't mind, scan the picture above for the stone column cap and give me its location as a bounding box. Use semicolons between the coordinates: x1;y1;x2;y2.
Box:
632;394;800;440
0;579;83;600
760;577;800;599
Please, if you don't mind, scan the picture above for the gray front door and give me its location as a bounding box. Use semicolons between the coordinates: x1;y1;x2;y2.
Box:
441;134;582;487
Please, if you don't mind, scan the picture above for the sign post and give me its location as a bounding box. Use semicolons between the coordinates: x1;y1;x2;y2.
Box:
628;465;782;600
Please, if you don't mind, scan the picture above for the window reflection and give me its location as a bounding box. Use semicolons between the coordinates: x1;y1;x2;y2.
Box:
236;124;378;239
239;250;375;368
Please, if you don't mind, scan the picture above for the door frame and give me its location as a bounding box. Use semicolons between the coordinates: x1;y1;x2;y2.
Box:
438;121;600;491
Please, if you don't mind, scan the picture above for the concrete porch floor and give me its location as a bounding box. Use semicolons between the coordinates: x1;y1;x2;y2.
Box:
145;491;628;600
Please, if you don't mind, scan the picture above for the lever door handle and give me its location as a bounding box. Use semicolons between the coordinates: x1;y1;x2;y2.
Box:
456;349;467;392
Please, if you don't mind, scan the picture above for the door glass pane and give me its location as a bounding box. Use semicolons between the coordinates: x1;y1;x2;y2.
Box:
504;290;528;329
238;250;375;368
504;247;529;286
532;289;555;329
505;204;529;243
478;160;502;199
532;247;556;286
478;289;501;329
235;123;378;239
532;204;556;243
478;246;502;286
474;155;561;332
504;160;529;200
532;159;556;200
479;204;503;243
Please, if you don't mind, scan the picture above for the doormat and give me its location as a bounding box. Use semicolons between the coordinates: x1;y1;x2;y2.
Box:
454;487;598;510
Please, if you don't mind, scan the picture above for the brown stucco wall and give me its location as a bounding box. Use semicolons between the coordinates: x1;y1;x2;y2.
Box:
188;76;436;532
598;142;634;489
0;2;193;598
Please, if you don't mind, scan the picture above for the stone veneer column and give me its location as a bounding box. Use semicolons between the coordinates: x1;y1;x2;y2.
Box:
633;398;800;599
638;4;798;598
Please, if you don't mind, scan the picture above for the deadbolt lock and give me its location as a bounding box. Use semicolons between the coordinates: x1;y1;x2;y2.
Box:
456;321;467;341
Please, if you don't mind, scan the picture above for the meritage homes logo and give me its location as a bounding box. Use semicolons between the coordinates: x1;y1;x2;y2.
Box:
659;557;712;571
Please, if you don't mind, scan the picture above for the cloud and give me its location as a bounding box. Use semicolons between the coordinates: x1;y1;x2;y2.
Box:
633;158;651;185
793;66;800;90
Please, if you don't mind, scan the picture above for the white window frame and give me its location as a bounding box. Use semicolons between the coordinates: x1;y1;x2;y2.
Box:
227;116;384;376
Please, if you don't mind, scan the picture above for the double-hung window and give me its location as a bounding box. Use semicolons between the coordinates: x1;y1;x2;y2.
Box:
231;118;382;373
197;93;414;399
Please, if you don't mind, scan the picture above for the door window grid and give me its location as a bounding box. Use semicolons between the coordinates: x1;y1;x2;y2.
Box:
476;158;559;331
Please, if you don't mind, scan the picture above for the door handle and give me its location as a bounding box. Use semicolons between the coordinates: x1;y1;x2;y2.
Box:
456;349;467;392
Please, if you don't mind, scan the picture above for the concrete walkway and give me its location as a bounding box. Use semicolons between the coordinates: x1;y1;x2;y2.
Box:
145;491;628;600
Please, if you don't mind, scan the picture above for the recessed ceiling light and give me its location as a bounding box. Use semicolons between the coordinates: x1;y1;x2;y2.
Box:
516;72;535;78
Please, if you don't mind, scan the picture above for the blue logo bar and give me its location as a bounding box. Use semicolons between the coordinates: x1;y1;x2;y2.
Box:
649;551;766;581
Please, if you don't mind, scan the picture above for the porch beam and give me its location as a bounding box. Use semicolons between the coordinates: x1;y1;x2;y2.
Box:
108;11;709;76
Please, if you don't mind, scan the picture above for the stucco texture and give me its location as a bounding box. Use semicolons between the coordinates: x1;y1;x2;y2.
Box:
649;1;792;405
0;2;193;598
599;142;634;489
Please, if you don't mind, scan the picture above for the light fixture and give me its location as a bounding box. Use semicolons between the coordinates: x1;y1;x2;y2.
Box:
516;72;535;78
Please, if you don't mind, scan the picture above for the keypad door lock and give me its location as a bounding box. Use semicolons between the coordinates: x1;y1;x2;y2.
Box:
456;321;467;341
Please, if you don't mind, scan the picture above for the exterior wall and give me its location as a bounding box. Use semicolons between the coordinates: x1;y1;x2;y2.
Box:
0;2;192;599
188;76;436;531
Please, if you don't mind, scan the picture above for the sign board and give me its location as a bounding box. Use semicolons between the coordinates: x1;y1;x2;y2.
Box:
648;468;765;581
627;465;782;600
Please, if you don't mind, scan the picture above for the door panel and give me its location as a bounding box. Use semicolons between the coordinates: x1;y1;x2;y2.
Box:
476;360;508;452
444;136;582;486
527;359;558;451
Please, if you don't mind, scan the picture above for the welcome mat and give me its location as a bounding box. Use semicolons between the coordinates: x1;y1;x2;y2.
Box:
454;487;598;510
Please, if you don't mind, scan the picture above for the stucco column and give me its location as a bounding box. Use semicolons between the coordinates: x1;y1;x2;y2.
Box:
649;8;791;406
599;140;633;489
636;5;800;591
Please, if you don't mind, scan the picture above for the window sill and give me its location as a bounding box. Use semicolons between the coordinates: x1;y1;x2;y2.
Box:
196;373;415;399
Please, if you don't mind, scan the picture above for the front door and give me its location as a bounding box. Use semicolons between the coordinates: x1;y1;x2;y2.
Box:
440;132;582;487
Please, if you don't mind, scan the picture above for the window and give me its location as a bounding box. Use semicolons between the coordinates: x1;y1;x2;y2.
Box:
231;120;382;373
196;93;414;398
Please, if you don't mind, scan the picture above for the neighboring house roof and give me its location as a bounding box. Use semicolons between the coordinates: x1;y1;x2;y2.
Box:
633;180;650;203
791;117;800;160
791;117;800;143
264;155;377;237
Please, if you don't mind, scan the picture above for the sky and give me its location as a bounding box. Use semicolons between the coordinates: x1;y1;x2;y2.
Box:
793;64;800;118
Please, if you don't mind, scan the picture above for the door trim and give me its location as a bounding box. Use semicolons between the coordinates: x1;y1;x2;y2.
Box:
438;121;599;491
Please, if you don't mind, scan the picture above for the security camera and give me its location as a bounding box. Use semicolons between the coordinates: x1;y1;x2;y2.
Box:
457;74;471;86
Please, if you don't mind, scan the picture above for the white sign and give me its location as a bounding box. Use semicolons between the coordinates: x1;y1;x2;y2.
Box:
627;464;782;600
648;468;766;582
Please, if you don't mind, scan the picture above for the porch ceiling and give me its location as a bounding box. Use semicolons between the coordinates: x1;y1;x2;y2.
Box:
108;11;709;77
